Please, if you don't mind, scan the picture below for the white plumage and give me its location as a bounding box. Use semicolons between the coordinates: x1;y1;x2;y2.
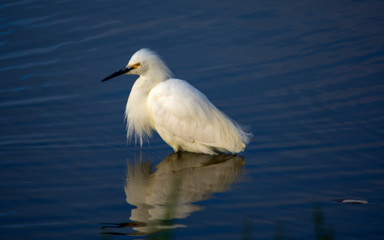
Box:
102;48;251;154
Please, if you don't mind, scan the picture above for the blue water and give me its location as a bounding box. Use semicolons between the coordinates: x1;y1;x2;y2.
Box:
1;0;384;239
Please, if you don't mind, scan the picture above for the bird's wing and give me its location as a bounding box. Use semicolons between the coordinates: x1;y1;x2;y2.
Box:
147;79;242;150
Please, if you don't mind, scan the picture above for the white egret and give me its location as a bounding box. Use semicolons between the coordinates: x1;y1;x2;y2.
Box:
102;48;251;154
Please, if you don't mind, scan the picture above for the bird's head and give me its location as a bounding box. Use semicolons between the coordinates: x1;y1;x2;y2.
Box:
102;48;172;82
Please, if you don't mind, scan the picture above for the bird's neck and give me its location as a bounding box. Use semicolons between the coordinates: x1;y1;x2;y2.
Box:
134;75;163;94
146;65;171;82
125;76;154;145
124;66;172;144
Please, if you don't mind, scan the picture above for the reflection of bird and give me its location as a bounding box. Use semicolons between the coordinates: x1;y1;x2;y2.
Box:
124;152;244;234
102;49;251;154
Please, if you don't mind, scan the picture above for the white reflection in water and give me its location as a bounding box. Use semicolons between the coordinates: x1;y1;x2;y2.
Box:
123;152;244;235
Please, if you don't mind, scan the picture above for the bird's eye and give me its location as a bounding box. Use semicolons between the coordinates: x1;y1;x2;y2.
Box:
133;63;140;69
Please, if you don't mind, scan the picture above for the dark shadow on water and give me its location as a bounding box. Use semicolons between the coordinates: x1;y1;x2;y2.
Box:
273;204;334;240
101;151;244;237
312;204;334;240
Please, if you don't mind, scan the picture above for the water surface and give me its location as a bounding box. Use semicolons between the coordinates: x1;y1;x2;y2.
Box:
1;0;384;239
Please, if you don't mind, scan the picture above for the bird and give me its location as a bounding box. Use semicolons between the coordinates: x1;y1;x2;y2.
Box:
102;48;251;154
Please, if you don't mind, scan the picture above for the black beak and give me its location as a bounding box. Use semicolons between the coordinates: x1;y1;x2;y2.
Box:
101;67;133;82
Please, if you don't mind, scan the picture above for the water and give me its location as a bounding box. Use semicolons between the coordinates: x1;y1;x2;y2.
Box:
1;0;384;239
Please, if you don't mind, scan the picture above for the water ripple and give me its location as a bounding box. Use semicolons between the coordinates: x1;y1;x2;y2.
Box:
0;94;79;107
